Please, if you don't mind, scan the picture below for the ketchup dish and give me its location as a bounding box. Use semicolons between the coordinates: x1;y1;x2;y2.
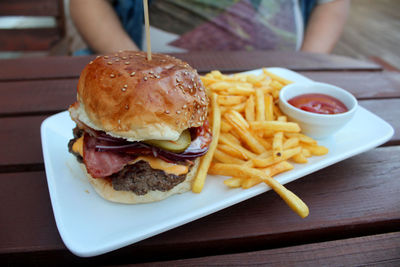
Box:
279;82;358;139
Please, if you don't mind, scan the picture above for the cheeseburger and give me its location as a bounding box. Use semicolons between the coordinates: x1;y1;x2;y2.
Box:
68;51;211;204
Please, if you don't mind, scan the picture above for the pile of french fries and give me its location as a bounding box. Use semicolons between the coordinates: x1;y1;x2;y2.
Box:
192;69;328;218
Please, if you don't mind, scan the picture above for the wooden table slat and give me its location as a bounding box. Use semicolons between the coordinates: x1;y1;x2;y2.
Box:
300;70;400;99
0;51;381;81
136;232;400;267
1;146;399;260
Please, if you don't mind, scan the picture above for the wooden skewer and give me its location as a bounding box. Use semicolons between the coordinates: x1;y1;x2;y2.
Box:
143;0;152;61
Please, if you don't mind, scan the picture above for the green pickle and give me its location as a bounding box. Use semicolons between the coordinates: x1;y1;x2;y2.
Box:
144;130;191;153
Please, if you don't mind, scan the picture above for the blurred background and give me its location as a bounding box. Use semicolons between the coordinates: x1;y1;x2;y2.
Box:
0;0;399;69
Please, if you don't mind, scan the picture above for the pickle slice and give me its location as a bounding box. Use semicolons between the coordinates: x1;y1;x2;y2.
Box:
144;130;191;153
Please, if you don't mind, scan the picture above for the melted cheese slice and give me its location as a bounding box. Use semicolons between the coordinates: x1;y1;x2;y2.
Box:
72;137;188;176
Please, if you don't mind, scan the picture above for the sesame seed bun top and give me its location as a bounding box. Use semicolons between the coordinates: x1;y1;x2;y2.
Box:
69;51;209;141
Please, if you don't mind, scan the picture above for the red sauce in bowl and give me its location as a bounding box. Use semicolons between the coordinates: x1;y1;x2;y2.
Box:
288;93;348;114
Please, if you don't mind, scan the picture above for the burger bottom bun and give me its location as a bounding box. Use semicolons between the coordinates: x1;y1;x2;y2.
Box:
80;158;200;204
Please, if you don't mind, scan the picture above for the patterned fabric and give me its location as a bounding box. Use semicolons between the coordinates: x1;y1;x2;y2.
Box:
150;0;298;51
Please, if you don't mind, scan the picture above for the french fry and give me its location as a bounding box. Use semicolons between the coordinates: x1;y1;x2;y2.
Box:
210;70;223;78
224;177;242;188
252;146;302;168
302;148;312;157
220;132;241;145
226;85;255;95
302;144;329;156
218;144;248;160
245;95;255;122
220;120;232;132
285;133;317;145
230;102;246;112
283;137;299;149
263;69;293;86
192;93;221;193
218;95;246;106
218;134;257;159
228;110;249;129
251;121;301;133
210;163;309;218
253;134;272;150
225;112;266;154
273;105;284;117
214;149;246;164
292;151;308;163
242;161;294;188
255;89;265;121
210;81;230;91
264;94;274;121
270;80;284;91
272;132;283;159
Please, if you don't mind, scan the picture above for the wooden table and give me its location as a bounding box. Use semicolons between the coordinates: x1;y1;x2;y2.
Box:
1;51;399;266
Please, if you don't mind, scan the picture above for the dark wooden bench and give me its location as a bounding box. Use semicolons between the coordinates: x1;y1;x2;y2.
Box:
0;0;65;53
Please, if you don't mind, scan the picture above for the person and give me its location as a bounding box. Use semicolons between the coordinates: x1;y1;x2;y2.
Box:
69;0;350;55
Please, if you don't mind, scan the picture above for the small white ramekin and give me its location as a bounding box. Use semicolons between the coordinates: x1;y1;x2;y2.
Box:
279;82;358;139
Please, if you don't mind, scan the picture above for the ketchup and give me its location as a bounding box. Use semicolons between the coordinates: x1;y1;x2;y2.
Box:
288;93;348;115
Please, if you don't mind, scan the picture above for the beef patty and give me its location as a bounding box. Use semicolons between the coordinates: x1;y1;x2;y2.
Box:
111;161;187;195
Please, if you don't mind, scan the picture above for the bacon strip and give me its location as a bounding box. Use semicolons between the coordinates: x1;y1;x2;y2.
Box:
83;133;136;178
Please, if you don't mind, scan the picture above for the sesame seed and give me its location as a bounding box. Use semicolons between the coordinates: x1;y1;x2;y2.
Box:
130;72;136;77
125;104;129;110
115;58;120;62
125;61;130;65
165;110;170;114
144;76;148;81
118;119;121;124
110;74;115;78
96;55;100;58
156;75;161;78
118;50;123;53
104;56;109;59
107;61;112;65
149;71;154;74
121;88;127;92
122;56;127;60
129;55;133;58
183;104;187;108
89;61;93;64
123;84;128;88
176;110;181;114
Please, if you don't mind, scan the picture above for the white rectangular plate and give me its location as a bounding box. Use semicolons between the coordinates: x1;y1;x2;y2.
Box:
41;68;394;257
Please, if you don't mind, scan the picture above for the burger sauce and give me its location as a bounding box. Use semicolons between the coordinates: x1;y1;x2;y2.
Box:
288;93;348;115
